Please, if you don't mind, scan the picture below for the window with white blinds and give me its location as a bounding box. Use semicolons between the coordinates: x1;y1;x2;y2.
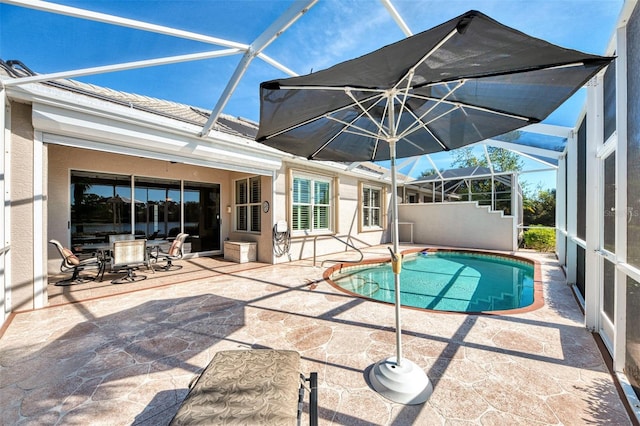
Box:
362;185;382;229
235;176;261;232
292;174;331;232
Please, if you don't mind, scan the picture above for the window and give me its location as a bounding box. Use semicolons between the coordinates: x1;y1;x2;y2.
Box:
134;177;181;238
292;174;331;232
362;185;382;229
235;176;261;232
70;171;133;246
70;170;220;253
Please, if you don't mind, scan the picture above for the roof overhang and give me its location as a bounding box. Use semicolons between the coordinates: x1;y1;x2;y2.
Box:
9;82;282;175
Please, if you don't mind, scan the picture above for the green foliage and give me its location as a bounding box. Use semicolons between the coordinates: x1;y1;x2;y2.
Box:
523;226;556;252
449;146;523;172
450;147;483;168
523;188;556;226
418;168;439;179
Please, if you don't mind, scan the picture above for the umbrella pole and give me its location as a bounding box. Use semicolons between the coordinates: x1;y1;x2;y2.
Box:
389;140;403;367
367;109;432;405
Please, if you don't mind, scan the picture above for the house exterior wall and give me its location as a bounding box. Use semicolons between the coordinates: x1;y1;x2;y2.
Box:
398;202;517;251
47;144;235;272
9;101;38;312
227;173;273;263
272;161;390;263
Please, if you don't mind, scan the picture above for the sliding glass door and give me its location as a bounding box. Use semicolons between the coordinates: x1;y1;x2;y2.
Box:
70;171;220;254
184;182;220;252
134;177;181;239
70;171;132;246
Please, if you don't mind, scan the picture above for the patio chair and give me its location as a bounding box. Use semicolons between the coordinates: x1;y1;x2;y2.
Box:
108;233;135;245
110;239;152;284
170;349;318;426
92;234;136;280
149;232;188;272
49;239;101;286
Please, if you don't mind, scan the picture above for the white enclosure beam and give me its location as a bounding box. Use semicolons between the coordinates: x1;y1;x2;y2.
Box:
521;122;573;138
556;154;567;265
509;149;559;169
200;0;318;136
381;156;416;179
425;155;444;180
256;53;299;77
380;0;413;36
566;128;578;288
484;138;563;160
2;0;301;117
584;75;603;332
2;0;248;50
613;24;628;374
1;50;242;87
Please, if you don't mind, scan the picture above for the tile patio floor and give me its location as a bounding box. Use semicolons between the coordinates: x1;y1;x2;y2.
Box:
0;245;634;425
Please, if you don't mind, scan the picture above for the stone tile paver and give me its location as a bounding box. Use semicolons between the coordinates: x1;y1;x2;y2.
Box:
0;249;633;425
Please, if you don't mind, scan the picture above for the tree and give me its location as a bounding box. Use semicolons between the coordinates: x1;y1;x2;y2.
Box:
417;168;442;179
523;188;556;226
446;146;524;210
450;146;523;172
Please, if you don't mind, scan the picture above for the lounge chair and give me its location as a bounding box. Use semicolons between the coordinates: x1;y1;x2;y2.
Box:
49;239;101;286
149;232;188;272
170;349;318;426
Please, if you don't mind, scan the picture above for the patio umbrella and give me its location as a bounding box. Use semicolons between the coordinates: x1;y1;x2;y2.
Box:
256;10;612;404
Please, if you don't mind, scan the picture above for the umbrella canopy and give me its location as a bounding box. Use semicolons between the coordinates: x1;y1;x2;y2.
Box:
256;10;611;162
256;9;612;405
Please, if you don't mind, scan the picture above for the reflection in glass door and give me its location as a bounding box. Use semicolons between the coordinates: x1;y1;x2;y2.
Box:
184;182;221;252
134;178;181;239
70;171;132;246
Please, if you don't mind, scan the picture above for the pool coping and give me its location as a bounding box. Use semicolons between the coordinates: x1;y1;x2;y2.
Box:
322;247;544;316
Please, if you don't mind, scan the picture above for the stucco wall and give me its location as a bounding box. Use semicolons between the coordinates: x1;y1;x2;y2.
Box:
398;202;517;251
10;101;36;311
47;144;237;271
226;173;273;263
272;161;390;263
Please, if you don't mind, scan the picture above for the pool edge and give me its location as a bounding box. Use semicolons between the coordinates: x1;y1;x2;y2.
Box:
322;247;545;316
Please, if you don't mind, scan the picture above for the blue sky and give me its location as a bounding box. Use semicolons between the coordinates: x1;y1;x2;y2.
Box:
0;0;624;190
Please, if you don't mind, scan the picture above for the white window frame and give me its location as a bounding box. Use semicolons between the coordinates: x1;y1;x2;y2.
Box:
291;172;332;235
360;183;383;231
234;176;261;233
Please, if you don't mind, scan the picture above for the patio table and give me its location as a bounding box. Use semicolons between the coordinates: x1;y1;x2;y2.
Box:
78;240;169;281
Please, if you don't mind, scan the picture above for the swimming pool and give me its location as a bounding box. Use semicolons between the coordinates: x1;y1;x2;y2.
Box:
325;250;541;313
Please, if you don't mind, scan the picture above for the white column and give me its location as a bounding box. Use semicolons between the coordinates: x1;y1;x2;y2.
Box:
566;131;578;287
556;156;567;266
584;75;604;331
32;131;46;308
614;25;628;373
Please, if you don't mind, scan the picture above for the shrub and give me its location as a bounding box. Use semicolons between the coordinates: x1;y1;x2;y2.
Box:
523;226;556;252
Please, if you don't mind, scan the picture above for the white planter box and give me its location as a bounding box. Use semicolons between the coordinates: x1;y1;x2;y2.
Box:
224;241;257;263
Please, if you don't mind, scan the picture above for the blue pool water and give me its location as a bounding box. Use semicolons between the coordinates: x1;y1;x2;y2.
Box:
329;251;535;312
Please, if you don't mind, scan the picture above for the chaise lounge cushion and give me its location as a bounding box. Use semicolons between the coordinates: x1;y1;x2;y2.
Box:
170;349;302;425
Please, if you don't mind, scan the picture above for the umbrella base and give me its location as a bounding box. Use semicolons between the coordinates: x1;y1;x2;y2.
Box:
369;356;432;405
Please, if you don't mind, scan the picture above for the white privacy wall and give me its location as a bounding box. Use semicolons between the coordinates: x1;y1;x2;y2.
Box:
398;202;517;251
